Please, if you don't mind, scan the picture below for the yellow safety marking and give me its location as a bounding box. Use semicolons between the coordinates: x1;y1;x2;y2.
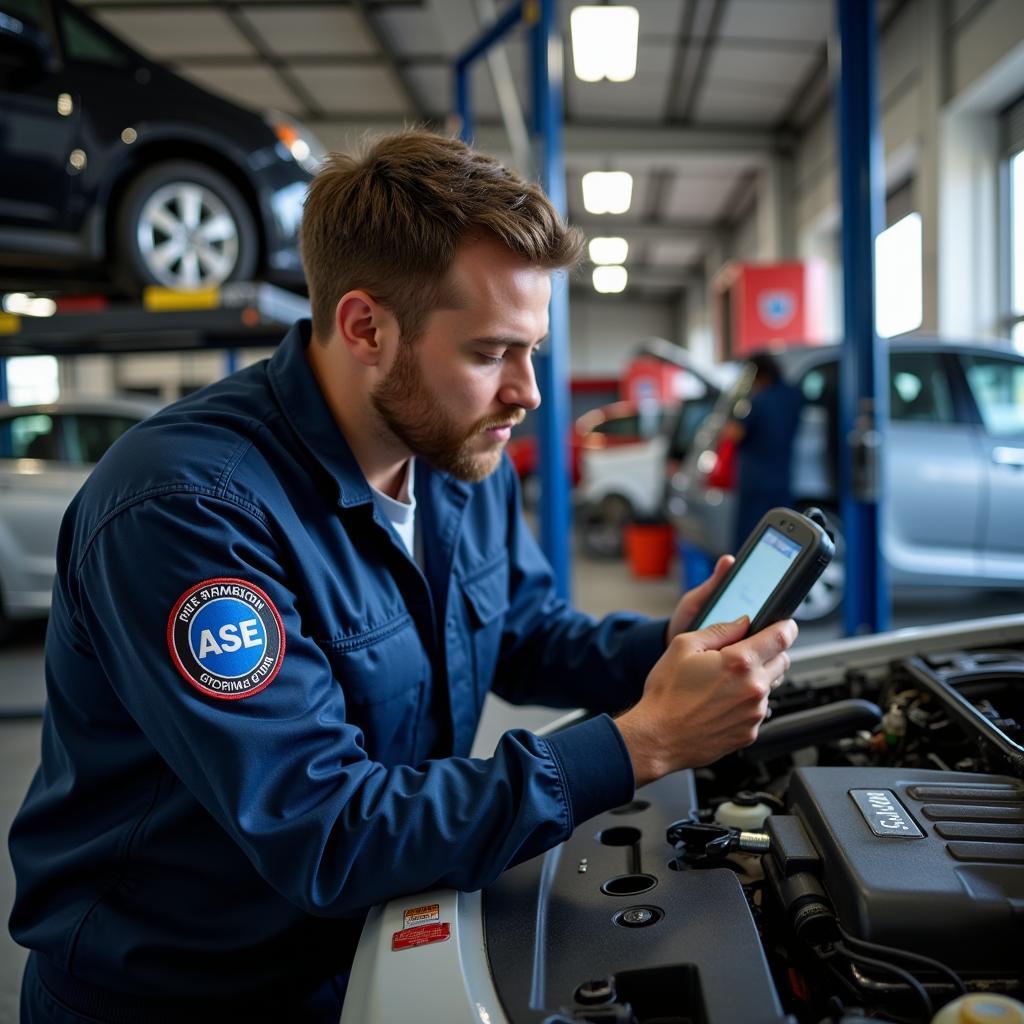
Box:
0;313;21;335
143;286;221;312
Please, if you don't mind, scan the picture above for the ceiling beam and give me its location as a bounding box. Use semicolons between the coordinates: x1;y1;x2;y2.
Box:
350;0;430;122
573;218;716;243
219;4;325;120
678;0;729;123
307;119;785;157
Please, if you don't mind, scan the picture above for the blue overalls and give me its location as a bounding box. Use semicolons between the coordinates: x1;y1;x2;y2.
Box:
9;321;666;1022
735;379;805;549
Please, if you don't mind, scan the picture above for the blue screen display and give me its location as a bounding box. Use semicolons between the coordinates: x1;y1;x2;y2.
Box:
699;526;803;627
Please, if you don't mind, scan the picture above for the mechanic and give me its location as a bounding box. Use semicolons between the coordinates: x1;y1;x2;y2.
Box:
9;130;796;1024
725;351;805;551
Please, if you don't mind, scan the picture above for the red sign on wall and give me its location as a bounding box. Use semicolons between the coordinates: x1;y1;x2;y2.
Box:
712;261;827;359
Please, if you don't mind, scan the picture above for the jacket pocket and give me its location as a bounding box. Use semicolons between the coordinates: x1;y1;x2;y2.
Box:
461;559;510;627
319;614;429;762
461;558;509;693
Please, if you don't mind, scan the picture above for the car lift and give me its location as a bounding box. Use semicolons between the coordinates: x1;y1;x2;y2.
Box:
0;282;309;373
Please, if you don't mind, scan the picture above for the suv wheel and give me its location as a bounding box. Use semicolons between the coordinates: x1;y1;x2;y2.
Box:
796;508;845;622
580;494;633;560
116;161;258;291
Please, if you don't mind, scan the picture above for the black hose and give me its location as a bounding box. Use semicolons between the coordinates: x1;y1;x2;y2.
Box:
835;923;966;996
834;942;933;1022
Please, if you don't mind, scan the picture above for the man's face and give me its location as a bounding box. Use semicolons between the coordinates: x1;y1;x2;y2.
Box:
371;236;550;482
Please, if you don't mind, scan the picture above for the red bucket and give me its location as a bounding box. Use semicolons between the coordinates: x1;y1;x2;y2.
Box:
624;522;675;578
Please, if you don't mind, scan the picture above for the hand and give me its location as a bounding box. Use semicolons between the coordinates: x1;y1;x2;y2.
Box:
616;615;797;788
666;554;735;643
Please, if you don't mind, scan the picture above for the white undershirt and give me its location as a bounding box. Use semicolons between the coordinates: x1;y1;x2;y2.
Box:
370;458;417;559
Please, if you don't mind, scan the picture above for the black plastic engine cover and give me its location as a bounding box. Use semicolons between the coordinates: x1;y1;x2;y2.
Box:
784;767;1024;972
483;772;792;1024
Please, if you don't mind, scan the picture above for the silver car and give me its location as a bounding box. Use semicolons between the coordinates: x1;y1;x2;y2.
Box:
0;396;160;634
665;339;1024;620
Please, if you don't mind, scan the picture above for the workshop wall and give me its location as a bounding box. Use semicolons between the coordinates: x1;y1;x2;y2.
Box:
789;0;1023;339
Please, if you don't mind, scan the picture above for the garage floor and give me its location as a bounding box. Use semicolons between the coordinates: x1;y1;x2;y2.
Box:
0;545;1019;1022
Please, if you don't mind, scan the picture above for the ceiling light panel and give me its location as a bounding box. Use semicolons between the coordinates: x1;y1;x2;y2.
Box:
588;237;629;265
593;266;628;293
582;171;633;215
570;6;639;83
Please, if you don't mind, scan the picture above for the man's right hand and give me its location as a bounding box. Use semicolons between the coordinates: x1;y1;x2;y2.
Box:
615;616;797;788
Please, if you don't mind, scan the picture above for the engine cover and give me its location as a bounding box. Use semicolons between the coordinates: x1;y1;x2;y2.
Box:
773;767;1024;973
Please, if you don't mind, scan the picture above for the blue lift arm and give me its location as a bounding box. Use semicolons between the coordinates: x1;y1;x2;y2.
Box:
455;0;573;601
834;0;891;635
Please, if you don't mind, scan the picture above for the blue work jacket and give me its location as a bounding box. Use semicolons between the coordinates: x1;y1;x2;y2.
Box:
9;321;667;1015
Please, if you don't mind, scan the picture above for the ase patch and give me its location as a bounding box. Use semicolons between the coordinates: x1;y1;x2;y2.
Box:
167;577;285;700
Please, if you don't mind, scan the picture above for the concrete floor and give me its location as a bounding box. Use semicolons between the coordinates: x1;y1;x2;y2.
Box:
0;548;1020;1022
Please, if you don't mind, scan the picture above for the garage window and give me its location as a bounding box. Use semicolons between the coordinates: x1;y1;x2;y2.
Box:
1011;150;1024;350
1002;94;1024;349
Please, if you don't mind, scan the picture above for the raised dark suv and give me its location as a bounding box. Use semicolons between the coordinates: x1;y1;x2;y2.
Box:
0;0;322;291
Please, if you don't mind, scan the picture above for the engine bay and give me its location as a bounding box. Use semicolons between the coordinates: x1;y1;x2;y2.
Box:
482;621;1024;1024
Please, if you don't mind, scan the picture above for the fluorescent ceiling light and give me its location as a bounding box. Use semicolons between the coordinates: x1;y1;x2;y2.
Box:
582;171;633;214
589;237;629;265
571;6;639;83
593;266;627;293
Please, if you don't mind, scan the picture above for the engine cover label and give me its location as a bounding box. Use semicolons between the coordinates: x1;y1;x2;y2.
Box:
849;789;924;838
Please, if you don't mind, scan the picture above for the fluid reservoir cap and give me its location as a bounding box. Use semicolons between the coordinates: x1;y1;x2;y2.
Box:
714;798;771;831
931;994;1024;1024
574;979;615;1006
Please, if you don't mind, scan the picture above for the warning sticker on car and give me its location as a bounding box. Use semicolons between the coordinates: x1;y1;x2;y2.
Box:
391;922;451;951
402;903;440;928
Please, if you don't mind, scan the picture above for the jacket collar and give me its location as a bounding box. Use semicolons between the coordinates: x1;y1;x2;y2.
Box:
267;319;474;510
267;319;373;508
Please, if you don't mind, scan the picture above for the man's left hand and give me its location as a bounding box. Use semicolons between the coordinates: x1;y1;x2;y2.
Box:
666;554;735;644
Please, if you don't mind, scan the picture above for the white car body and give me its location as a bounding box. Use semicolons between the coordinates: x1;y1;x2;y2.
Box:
0;396;160;625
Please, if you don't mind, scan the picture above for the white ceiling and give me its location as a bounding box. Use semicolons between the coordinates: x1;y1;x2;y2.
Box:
79;0;901;299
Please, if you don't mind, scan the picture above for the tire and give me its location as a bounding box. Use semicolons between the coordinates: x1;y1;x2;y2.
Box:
115;160;259;291
580;494;634;560
795;507;845;622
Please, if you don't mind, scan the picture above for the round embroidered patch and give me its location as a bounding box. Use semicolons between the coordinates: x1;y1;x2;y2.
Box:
167;578;285;700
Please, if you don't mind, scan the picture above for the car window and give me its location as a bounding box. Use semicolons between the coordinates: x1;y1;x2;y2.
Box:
64;413;138;464
961;355;1024;438
888;351;955;424
667;397;715;460
0;413;59;460
592;414;637;437
59;5;130;66
798;360;837;407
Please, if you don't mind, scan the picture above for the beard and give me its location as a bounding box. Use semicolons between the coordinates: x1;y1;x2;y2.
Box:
371;341;524;483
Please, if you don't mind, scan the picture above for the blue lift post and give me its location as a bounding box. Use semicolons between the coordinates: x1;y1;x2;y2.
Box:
455;0;573;600
834;0;891;635
0;358;7;402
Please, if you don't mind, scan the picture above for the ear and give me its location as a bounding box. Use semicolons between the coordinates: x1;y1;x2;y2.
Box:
333;290;396;367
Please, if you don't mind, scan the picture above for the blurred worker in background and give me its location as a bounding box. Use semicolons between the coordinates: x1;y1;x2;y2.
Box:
725;352;805;551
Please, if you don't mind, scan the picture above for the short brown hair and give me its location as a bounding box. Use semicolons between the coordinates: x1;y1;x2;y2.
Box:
300;129;585;342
